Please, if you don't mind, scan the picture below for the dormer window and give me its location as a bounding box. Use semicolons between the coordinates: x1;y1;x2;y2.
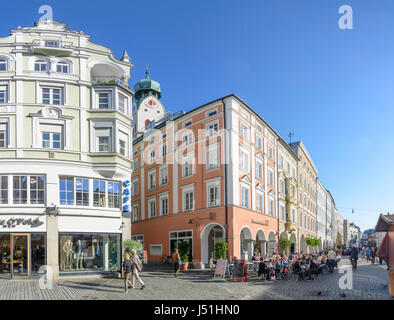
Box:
34;60;48;72
56;62;69;74
45;40;60;48
0;58;7;71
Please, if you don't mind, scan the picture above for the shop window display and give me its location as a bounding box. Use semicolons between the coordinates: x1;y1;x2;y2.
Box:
59;234;120;272
0;234;10;278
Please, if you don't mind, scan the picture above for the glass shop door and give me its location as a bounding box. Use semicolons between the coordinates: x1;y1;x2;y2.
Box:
11;234;30;278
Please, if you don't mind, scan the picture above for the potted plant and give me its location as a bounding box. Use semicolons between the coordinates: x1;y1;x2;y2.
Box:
279;238;292;254
178;241;191;270
214;241;228;260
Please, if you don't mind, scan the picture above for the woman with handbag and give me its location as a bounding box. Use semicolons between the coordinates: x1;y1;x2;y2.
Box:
172;248;181;277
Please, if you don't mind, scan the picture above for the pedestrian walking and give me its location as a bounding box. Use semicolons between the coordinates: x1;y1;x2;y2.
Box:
350;245;359;270
123;253;133;293
172;248;181;277
327;248;336;273
130;249;145;290
370;247;376;264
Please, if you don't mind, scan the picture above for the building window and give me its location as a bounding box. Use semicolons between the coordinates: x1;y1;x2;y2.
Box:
182;154;193;178
0;176;8;204
131;179;138;197
75;178;89;206
184;190;194;211
42;132;62;149
268;199;274;216
279;179;285;194
42;88;61;105
132;205;139;222
95;128;112;152
279;155;283;169
150;244;162;256
182;132;193;146
118;93;127;114
256;162;263;180
240;150;249;172
13;176;28;204
93;180;106;207
170;231;193;258
206;144;220;171
56;62;69;74
34;60;48;72
149;150;156;164
184;121;192;128
119;139;126;156
0;122;8;148
207;110;217;117
148;198;156;218
148;170;156;190
159;166;168;186
241;186;249;208
98;92;111;109
240;124;249;140
59;177;74;205
108;182;120;209
45;40;60;48
268;169;274;187
0;58;7;71
256;193;263;213
207;185;219;207
160;195;169;216
161;143;167;157
268;146;273;159
280;206;285;220
256;136;262;150
0;85;7;103
206;121;219;137
133;159;138;171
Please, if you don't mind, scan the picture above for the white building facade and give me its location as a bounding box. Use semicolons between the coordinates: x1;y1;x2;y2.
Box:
316;178;327;250
0;20;133;280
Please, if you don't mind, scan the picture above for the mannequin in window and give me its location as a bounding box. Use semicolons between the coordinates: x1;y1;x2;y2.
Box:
75;239;85;270
62;239;73;270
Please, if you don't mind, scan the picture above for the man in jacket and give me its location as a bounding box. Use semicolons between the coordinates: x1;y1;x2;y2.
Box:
350;245;359;270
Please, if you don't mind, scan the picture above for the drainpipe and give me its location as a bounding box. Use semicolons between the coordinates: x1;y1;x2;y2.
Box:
222;99;229;257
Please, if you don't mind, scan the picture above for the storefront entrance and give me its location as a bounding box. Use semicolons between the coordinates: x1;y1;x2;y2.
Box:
12;234;30;278
0;233;45;279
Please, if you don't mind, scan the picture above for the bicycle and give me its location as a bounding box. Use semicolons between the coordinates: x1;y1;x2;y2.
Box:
160;254;172;265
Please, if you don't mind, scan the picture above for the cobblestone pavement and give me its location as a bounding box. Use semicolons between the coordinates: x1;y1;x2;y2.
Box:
0;257;391;300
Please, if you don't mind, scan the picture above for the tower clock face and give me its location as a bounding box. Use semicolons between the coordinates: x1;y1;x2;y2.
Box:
141;97;162;110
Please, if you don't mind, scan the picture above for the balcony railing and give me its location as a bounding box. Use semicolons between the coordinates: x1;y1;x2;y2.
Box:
91;76;130;89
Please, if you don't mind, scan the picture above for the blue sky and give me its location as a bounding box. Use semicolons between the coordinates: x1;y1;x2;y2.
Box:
2;0;394;231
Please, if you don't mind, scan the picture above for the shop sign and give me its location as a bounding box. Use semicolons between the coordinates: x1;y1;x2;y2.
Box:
251;219;269;226
122;180;132;213
0;217;44;229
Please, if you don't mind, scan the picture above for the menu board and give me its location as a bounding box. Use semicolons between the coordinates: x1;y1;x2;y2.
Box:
233;260;246;279
214;259;227;278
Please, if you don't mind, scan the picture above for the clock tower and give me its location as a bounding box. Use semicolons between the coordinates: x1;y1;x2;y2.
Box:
133;66;166;136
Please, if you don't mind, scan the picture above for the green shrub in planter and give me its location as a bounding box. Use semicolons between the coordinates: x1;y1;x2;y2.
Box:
214;241;228;260
279;238;292;253
178;241;191;263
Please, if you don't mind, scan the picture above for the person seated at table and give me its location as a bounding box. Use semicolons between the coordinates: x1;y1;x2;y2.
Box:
274;258;282;279
228;256;238;276
293;258;306;281
307;256;319;280
252;253;259;262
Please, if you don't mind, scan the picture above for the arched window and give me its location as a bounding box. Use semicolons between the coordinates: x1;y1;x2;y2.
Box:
34;60;48;72
56;62;69;74
0;58;7;71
